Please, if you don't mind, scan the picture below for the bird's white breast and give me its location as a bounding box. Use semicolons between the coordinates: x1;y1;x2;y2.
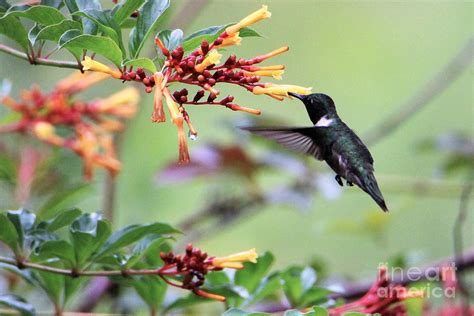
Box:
315;115;334;127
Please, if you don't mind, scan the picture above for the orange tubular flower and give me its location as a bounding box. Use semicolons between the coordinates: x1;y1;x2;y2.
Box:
163;89;190;164
94;87;139;118
225;5;271;36
56;71;109;94
152;72;166;122
32;122;65;146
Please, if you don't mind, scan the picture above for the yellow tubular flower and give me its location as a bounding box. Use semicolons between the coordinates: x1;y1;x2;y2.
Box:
32;122;65;146
152;72;166;122
211;248;258;269
225;5;271;36
194;50;222;73
95;87;139;118
56;71;109;93
253;84;312;97
215;33;242;48
81;56;122;79
243;69;284;80
256;46;289;62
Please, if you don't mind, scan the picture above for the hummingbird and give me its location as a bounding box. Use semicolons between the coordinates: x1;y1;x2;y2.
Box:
242;92;388;212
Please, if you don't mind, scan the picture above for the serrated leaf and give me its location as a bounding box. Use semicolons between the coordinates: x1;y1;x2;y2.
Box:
64;0;101;34
122;57;157;73
61;34;123;66
129;0;170;58
6;5;65;25
93;222;179;261
0;15;29;52
113;0;145;25
73;9;125;55
70;213;111;267
0;294;35;316
38;240;76;266
29;20;82;45
0;213;20;255
235;252;274;294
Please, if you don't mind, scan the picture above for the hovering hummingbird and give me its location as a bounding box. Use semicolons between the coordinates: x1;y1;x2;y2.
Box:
242;92;388;212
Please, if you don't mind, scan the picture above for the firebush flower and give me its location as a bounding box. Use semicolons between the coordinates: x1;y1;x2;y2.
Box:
158;244;259;301
0;72;139;180
80;5;311;164
328;266;424;315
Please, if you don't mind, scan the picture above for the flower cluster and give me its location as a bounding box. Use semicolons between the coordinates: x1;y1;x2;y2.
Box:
0;72;139;180
329;266;424;315
81;5;312;164
158;244;258;301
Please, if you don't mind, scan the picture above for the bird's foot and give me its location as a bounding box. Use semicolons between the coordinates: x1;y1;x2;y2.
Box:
346;181;354;186
335;175;343;187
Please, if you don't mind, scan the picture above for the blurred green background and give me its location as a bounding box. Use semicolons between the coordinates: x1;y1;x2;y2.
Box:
1;0;473;284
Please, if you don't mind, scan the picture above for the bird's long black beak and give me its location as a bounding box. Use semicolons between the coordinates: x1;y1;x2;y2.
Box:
288;92;305;101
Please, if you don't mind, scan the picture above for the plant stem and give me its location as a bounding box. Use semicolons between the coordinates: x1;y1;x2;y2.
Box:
0;255;179;277
0;44;80;70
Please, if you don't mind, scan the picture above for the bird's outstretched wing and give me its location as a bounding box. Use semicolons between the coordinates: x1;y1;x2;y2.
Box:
241;126;325;160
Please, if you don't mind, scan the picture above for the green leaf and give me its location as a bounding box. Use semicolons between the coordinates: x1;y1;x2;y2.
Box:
38;240;76;266
223;308;271;316
41;0;63;9
58;29;83;59
156;28;183;52
44;208;82;232
29;20;82;45
73;9;125;56
38;183;90;218
7;209;36;250
164;293;210;312
113;0;145;25
0;15;29;52
30;262;64;305
299;288;331;307
280;266;317;308
94;222;179;261
122;57;157;73
126;234;172;268
235;252;274;294
182;25;261;53
64;0;101;34
0;153;16;185
0;213;20;255
245;272;281;307
6;5;65;25
310;307;330;316
0;294;35;316
70;213;111;267
284;309;325;316
129;0;170;58
61;34;123;66
131;275;167;309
